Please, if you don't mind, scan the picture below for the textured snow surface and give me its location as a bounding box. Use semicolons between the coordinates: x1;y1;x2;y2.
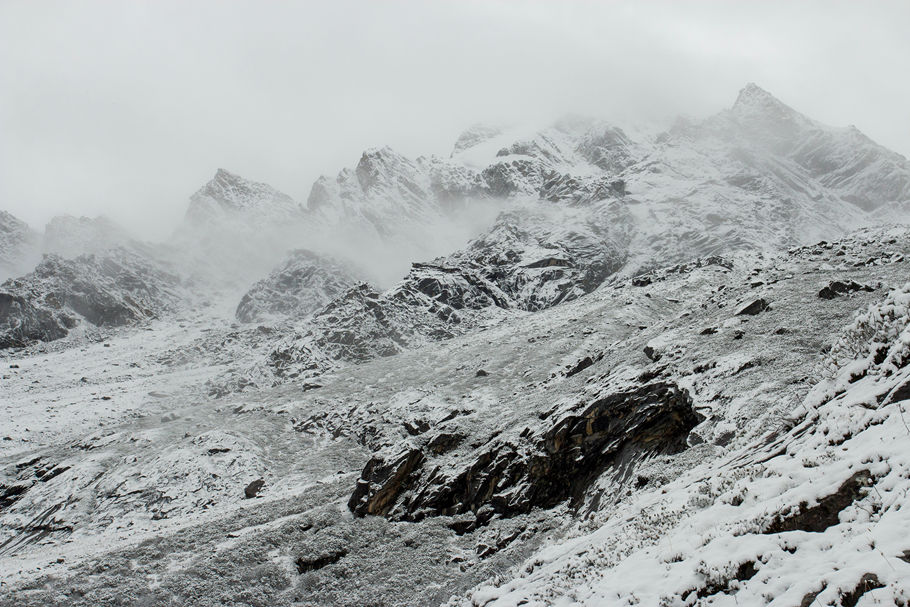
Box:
2;85;910;606
3;226;910;606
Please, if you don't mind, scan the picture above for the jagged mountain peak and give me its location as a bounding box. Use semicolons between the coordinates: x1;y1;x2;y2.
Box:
193;168;296;211
733;82;779;106
355;146;419;192
184;168;300;226
729;82;813;136
452;123;504;156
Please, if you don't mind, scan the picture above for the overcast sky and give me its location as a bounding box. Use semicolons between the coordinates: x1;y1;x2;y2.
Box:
2;0;908;238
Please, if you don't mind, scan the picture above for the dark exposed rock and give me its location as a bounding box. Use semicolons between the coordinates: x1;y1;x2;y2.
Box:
350;381;701;521
817;280;874;300
0;483;30;511
764;469;872;534
839;573;883;607
409;263;510;310
244;479;265;499
295;549;348;573
565;353;602;377
736;298;770;316
348;448;424;516
475;369;488;377
643;346;662;362
427;432;466;455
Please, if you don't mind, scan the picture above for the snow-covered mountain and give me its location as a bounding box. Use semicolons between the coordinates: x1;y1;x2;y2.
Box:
2;84;910;606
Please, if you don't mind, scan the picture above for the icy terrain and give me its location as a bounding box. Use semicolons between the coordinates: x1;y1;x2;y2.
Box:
2;85;910;606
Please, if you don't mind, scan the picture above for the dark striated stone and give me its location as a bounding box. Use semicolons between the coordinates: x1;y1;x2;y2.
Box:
350;381;701;521
349;448;424;516
295;549;348;573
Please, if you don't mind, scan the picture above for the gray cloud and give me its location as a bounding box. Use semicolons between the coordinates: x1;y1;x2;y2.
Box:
2;0;908;238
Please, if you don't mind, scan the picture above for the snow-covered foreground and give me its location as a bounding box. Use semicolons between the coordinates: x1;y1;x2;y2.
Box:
2;226;910;606
463;286;910;606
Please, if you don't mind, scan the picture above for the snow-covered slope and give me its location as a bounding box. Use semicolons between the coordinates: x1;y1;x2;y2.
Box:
2;84;910;606
3;226;910;606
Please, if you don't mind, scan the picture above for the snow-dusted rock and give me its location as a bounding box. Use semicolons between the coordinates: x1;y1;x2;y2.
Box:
0;249;181;349
235;249;363;323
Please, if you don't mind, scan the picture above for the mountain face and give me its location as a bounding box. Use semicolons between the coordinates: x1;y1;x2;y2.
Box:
184;168;303;227
235;250;364;323
0;249;182;349
2;85;910;606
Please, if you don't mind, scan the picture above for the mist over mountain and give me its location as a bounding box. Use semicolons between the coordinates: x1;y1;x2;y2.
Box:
3;74;910;607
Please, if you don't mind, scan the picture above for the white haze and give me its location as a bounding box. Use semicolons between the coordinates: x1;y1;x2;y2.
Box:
1;0;909;242
166;198;506;299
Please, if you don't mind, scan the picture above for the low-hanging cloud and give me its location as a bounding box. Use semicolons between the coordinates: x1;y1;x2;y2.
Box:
1;0;908;240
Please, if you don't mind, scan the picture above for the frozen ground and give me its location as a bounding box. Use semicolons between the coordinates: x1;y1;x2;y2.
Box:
3;226;910;605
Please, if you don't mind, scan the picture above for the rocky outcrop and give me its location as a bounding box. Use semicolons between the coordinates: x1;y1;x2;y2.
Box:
349;381;702;521
764;469;873;534
235;249;363;323
444;204;632;311
0;250;181;349
736;298;770;316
